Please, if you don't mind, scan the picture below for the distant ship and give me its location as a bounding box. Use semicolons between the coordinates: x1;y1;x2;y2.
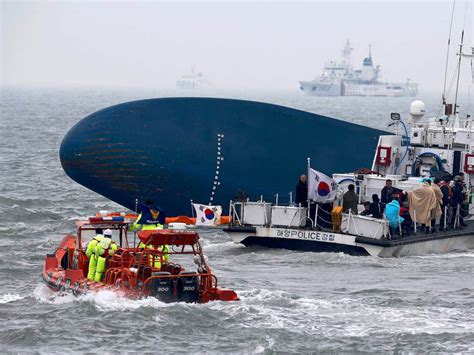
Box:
299;40;418;97
176;66;210;90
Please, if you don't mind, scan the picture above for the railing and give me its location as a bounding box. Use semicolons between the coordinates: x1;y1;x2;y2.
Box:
341;211;389;239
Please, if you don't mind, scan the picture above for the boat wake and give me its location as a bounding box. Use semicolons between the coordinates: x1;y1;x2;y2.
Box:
33;284;177;310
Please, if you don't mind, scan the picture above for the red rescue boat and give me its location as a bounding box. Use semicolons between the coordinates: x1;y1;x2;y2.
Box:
43;219;238;303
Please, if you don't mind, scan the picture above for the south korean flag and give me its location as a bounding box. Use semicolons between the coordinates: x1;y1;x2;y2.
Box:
193;203;222;226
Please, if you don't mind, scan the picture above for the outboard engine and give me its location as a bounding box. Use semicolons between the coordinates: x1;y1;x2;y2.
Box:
177;271;200;303
150;271;175;303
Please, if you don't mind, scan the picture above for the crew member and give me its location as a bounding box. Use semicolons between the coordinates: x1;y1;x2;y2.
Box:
342;184;358;215
130;200;164;231
295;175;308;207
139;241;170;270
88;229;118;282
132;200;169;269
86;228;103;281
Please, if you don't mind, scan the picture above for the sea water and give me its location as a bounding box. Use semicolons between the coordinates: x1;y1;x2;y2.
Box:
0;87;473;353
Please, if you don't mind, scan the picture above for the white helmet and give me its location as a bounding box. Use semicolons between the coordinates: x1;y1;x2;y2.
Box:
104;229;113;238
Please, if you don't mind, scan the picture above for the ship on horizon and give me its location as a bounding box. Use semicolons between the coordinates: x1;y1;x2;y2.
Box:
176;66;210;90
299;40;418;97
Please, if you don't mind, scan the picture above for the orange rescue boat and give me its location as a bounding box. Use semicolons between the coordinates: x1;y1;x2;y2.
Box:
43;219;238;303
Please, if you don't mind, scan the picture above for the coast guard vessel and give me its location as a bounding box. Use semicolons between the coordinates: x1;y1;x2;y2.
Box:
299;40;418;97
226;35;474;257
224;99;474;257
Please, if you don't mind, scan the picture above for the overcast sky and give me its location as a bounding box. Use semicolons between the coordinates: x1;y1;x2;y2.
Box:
1;0;472;91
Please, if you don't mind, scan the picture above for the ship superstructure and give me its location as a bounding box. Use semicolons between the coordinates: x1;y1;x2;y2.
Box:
299;40;418;97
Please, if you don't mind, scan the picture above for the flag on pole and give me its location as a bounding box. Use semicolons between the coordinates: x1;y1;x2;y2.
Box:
136;202;166;225
193;203;222;226
308;168;337;203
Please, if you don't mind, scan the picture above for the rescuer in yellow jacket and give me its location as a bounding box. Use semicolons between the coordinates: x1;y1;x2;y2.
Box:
129;212;164;232
138;242;170;270
133;217;169;270
86;228;118;282
86;228;103;281
130;200;169;269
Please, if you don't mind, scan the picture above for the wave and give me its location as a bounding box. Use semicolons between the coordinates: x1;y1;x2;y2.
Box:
0;293;26;304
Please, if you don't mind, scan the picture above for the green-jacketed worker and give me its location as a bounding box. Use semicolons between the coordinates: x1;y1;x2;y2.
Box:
86;228;118;281
129;214;164;232
85;228;103;280
138;242;170;269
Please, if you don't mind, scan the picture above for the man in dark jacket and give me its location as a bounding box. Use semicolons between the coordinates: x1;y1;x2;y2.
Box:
381;179;403;205
369;194;384;218
438;177;451;230
450;176;467;227
342;184;358;214
295;175;308;207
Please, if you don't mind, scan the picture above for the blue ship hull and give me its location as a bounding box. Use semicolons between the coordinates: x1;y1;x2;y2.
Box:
60;98;386;215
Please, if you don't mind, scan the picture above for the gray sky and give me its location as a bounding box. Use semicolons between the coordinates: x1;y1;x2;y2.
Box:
1;0;472;91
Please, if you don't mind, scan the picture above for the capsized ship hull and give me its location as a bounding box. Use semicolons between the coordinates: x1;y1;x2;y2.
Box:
60;98;386;215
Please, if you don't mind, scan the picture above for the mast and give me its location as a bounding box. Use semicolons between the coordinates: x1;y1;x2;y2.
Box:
442;0;456;106
454;30;465;115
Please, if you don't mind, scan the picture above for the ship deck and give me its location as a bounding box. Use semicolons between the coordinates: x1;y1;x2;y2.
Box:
355;221;474;247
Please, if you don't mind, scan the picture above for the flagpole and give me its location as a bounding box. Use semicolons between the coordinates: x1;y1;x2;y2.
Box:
307;157;311;226
307;157;311;197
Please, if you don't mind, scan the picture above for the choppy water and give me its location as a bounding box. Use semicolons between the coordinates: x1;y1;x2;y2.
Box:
1;87;473;353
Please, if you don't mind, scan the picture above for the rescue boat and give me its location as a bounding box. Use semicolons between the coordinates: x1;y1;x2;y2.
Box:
43;218;238;303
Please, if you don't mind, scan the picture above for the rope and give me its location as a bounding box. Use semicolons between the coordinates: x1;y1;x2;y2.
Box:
315;215;334;225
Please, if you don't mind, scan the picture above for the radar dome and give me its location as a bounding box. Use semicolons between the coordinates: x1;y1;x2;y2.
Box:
410;100;425;117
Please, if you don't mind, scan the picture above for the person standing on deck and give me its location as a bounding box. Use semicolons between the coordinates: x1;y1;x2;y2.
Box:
342;184;358;214
87;229;118;282
295;175;308;207
438;178;452;230
86;228;103;281
430;178;443;233
450;176;468;227
131;200;169;269
130;200;164;231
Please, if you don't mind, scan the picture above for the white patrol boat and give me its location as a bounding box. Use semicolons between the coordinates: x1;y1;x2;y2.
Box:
226;36;474;257
299;40;418;97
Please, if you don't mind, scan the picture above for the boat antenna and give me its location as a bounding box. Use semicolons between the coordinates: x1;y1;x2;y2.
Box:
454;0;470;115
442;0;456;106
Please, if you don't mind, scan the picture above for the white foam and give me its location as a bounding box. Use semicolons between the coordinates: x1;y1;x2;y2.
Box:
412;252;474;259
33;283;176;311
209;287;474;337
0;293;25;304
